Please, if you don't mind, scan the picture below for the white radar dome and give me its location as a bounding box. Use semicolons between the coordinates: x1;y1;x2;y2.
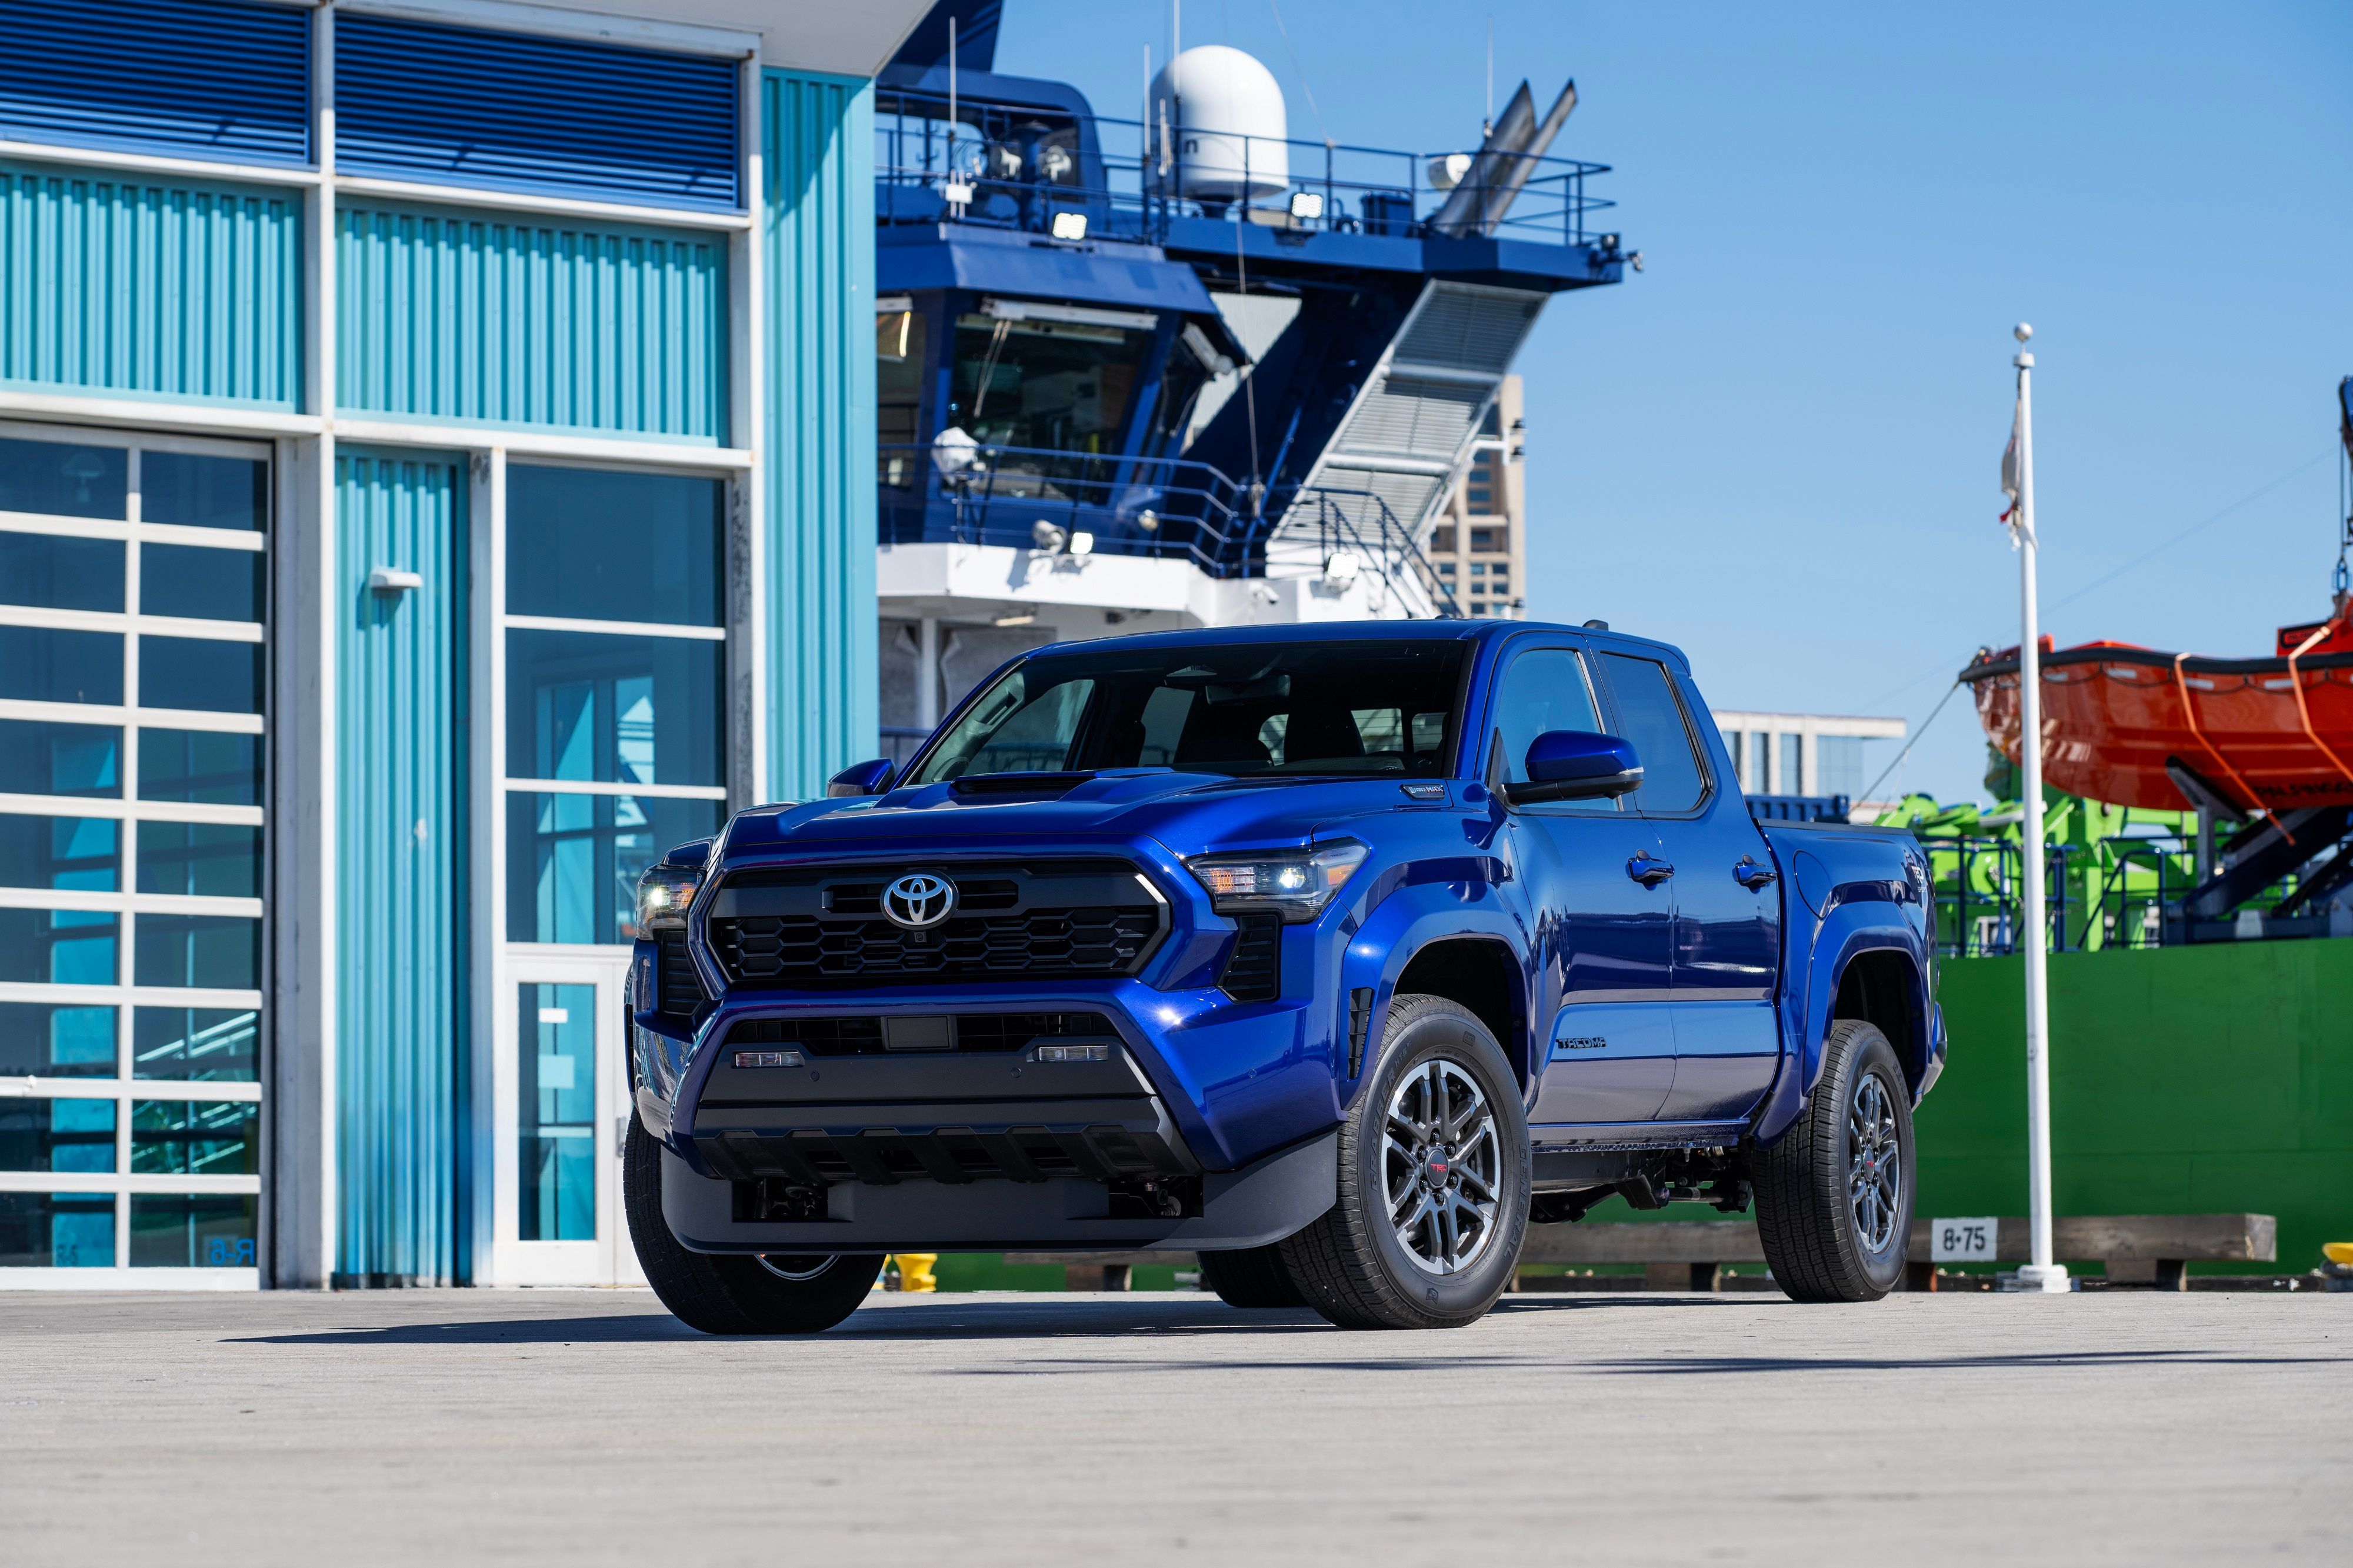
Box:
1149;45;1289;203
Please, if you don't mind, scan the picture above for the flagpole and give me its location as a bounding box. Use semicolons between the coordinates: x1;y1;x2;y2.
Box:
2011;322;2068;1294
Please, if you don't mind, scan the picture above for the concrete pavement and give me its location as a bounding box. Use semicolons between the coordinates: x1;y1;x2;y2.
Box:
2;1287;2345;1565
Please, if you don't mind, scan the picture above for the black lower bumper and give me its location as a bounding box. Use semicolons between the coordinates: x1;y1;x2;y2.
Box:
661;1129;1338;1253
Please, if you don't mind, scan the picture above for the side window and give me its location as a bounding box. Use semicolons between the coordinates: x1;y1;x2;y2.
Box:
1489;646;1612;810
1598;653;1707;814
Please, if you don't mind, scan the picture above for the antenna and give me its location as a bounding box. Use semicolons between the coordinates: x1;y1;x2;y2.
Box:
1484;15;1494;135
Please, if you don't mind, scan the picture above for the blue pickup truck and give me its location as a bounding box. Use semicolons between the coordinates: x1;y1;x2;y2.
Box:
624;620;1943;1332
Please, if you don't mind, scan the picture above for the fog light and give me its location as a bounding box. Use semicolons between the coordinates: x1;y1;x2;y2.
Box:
733;1049;805;1069
1034;1043;1110;1063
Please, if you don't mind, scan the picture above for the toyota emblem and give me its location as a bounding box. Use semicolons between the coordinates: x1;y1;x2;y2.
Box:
881;872;956;929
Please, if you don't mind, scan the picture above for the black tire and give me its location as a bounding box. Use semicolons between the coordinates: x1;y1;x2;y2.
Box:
1754;1019;1915;1303
1277;994;1530;1330
1198;1242;1308;1308
624;1113;884;1334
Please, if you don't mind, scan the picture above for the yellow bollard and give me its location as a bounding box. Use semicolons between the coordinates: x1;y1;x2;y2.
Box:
891;1252;939;1293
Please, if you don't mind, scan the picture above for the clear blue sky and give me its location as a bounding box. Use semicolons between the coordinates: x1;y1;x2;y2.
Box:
996;0;2353;805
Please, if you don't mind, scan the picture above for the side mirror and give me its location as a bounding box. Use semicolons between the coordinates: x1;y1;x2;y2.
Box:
826;758;896;798
1507;730;1643;805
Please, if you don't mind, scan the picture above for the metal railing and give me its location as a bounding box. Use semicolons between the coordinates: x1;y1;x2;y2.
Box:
874;88;1615;249
879;441;1460;615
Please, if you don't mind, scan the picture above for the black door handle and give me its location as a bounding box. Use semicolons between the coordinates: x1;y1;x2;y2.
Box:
1734;856;1778;890
1627;852;1675;887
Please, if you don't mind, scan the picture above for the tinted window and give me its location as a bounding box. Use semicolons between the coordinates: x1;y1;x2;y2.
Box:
0;1003;116;1078
0;816;117;891
905;640;1468;785
134;1007;259;1082
137;822;261;898
141;544;264;622
0;909;115;985
0;1191;114;1266
139;730;261;805
0;721;120;798
0;626;122;705
0;438;126;519
505;466;723;626
506;630;724;786
1488;646;1614;812
139;637;262;713
505;792;722;944
1599;653;1708;814
141;452;267;531
134;915;261;990
0;533;124;611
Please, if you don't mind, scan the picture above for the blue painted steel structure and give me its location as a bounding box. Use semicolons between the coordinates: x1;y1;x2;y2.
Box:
0;0;311;166
765;68;880;800
336;203;728;441
0;164;302;408
630;620;1942;1258
335;451;469;1286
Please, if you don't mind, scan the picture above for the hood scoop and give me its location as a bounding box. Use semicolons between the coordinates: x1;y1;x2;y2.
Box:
946;771;1097;800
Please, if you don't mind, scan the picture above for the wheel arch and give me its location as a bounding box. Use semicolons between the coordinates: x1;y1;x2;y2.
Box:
1831;947;1930;1096
1391;935;1529;1089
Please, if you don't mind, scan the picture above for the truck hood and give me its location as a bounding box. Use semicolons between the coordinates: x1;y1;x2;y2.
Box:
718;771;1448;864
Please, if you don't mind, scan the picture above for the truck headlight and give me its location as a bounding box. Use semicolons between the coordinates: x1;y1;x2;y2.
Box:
1184;842;1367;923
634;861;704;933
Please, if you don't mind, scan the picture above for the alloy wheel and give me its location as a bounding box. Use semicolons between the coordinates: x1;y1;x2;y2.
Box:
1383;1057;1503;1275
1847;1072;1903;1253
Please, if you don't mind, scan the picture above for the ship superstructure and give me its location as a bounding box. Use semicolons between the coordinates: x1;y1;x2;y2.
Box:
869;1;1629;740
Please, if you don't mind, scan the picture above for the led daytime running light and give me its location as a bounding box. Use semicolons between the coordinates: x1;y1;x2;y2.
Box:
1185;842;1368;922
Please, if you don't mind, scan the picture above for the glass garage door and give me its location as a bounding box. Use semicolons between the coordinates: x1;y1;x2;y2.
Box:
0;426;269;1283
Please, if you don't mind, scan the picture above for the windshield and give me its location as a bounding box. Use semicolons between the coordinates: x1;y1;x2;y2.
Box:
904;640;1469;785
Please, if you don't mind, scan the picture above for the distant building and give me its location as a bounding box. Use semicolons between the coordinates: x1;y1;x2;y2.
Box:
1709;709;1907;812
1428;376;1525;618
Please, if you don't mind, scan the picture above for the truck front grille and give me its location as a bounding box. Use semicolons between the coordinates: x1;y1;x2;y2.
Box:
725;1012;1117;1056
704;859;1165;987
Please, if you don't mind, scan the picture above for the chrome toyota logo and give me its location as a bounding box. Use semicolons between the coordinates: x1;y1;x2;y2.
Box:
881;873;956;929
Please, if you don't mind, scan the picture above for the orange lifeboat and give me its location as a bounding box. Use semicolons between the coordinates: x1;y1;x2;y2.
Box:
1961;597;2353;813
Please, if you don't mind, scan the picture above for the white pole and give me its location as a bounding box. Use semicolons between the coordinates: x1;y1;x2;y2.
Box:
2012;322;2068;1294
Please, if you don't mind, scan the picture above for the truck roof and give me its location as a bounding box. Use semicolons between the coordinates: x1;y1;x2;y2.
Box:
1022;618;1691;671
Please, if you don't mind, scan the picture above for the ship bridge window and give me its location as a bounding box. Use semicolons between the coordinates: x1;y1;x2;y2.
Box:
951;312;1152;477
877;305;928;489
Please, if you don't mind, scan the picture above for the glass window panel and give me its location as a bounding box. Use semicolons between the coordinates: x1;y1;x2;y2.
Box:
133;1006;259;1082
505;466;723;626
1779;732;1804;795
1600;653;1709;815
138;636;262;713
0;625;122;705
0;436;127;519
141;452;266;532
0;1191;116;1267
138;729;261;805
132;1099;258;1176
506;630;722;787
0;532;124;612
505;792;722;944
947;313;1152;475
0;719;119;798
0;1002;116;1077
1817;735;1865;799
1489;646;1617;813
139;543;265;622
517;982;597;1240
0;908;116;985
0;1097;116;1172
134;915;261;990
131;1192;256;1267
0;814;118;890
136;822;260;898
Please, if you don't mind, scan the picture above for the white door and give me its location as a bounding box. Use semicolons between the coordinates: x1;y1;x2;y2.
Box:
490;956;642;1286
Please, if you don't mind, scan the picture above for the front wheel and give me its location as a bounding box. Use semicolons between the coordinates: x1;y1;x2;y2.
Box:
1278;994;1529;1330
1753;1019;1915;1302
624;1113;884;1334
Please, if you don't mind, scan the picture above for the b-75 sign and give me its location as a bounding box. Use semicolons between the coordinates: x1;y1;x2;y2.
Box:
1930;1217;1999;1262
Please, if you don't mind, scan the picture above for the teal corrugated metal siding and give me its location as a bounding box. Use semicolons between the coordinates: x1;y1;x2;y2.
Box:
0;162;300;407
765;69;876;799
337;202;726;441
335;451;469;1285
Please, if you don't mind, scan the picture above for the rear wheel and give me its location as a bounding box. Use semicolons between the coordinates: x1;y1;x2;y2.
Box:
1198;1242;1307;1308
624;1113;884;1334
1753;1019;1914;1302
1278;994;1529;1330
